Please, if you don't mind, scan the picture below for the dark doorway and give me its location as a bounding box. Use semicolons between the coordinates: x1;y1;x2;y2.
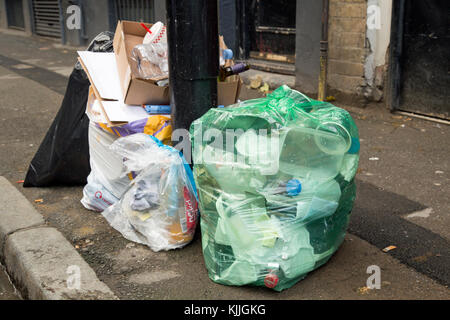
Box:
242;0;296;75
389;0;450;120
5;0;25;29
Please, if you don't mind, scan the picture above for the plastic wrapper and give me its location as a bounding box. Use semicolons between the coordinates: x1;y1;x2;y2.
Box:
81;122;130;211
23;31;114;187
190;85;360;291
81;117;172;212
131;42;168;80
101;134;199;251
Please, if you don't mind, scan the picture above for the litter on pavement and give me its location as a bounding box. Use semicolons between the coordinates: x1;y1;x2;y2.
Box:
22;19;360;292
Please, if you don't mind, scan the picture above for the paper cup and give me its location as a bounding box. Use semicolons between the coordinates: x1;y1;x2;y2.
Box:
143;21;167;45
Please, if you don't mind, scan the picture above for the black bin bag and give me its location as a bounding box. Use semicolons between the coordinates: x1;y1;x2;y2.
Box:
24;32;114;187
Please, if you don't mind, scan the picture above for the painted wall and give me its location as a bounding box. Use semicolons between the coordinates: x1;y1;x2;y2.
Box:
365;0;392;100
61;0;111;47
0;0;33;34
294;0;323;94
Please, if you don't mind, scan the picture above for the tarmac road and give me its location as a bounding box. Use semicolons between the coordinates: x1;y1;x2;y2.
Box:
0;29;448;300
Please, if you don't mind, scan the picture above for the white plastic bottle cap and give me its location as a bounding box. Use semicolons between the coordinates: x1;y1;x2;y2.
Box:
143;21;167;45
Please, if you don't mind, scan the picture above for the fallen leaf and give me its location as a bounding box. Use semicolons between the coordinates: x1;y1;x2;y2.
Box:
250;76;262;89
259;82;269;93
357;286;371;294
382;245;397;253
325;96;336;102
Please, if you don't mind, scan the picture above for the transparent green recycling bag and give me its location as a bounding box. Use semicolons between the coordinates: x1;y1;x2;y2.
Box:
190;85;360;291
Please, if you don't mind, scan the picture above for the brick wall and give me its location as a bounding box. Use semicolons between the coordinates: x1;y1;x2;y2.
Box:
327;0;368;96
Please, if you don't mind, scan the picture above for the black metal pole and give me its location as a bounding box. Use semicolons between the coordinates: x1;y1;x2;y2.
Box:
318;0;329;101
166;0;219;132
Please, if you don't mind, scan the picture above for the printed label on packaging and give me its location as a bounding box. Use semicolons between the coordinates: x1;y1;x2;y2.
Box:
183;186;198;233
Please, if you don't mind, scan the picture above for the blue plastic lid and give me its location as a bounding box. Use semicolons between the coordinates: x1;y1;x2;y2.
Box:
217;105;225;108
348;137;360;154
286;179;302;196
222;49;233;60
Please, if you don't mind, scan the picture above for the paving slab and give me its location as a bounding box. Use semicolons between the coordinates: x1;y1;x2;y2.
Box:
4;227;117;300
0;176;116;300
0;176;45;253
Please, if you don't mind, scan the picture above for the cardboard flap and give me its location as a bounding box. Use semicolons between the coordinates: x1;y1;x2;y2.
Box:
125;78;170;106
217;76;242;106
77;51;123;100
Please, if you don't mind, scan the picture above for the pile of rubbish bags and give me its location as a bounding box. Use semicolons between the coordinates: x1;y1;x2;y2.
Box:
190;85;360;291
23;25;360;291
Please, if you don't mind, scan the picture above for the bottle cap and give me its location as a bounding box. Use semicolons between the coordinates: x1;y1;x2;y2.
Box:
286;179;302;196
264;272;279;289
222;49;233;60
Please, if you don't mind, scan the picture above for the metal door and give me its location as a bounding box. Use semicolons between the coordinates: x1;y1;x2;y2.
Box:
32;0;62;38
115;0;154;22
389;0;449;120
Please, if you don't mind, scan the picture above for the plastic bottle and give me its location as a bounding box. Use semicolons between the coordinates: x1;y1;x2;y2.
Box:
219;62;250;81
220;49;233;66
278;126;349;181
263;263;281;289
143;105;171;114
271;179;302;196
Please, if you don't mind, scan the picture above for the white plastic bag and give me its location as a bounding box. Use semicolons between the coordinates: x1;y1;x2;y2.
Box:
81;122;131;211
102;134;199;251
81;170;119;212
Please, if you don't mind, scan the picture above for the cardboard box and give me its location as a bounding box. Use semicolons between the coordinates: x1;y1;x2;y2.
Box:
114;20;241;107
218;75;242;106
113;21;170;105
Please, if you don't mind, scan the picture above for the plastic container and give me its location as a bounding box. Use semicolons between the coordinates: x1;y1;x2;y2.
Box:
278;125;350;181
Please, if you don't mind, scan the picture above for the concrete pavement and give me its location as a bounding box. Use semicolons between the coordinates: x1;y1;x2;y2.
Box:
0;29;448;299
0;264;19;300
0;177;117;299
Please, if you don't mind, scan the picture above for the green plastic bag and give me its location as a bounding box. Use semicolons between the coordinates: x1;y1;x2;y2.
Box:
190;85;359;291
